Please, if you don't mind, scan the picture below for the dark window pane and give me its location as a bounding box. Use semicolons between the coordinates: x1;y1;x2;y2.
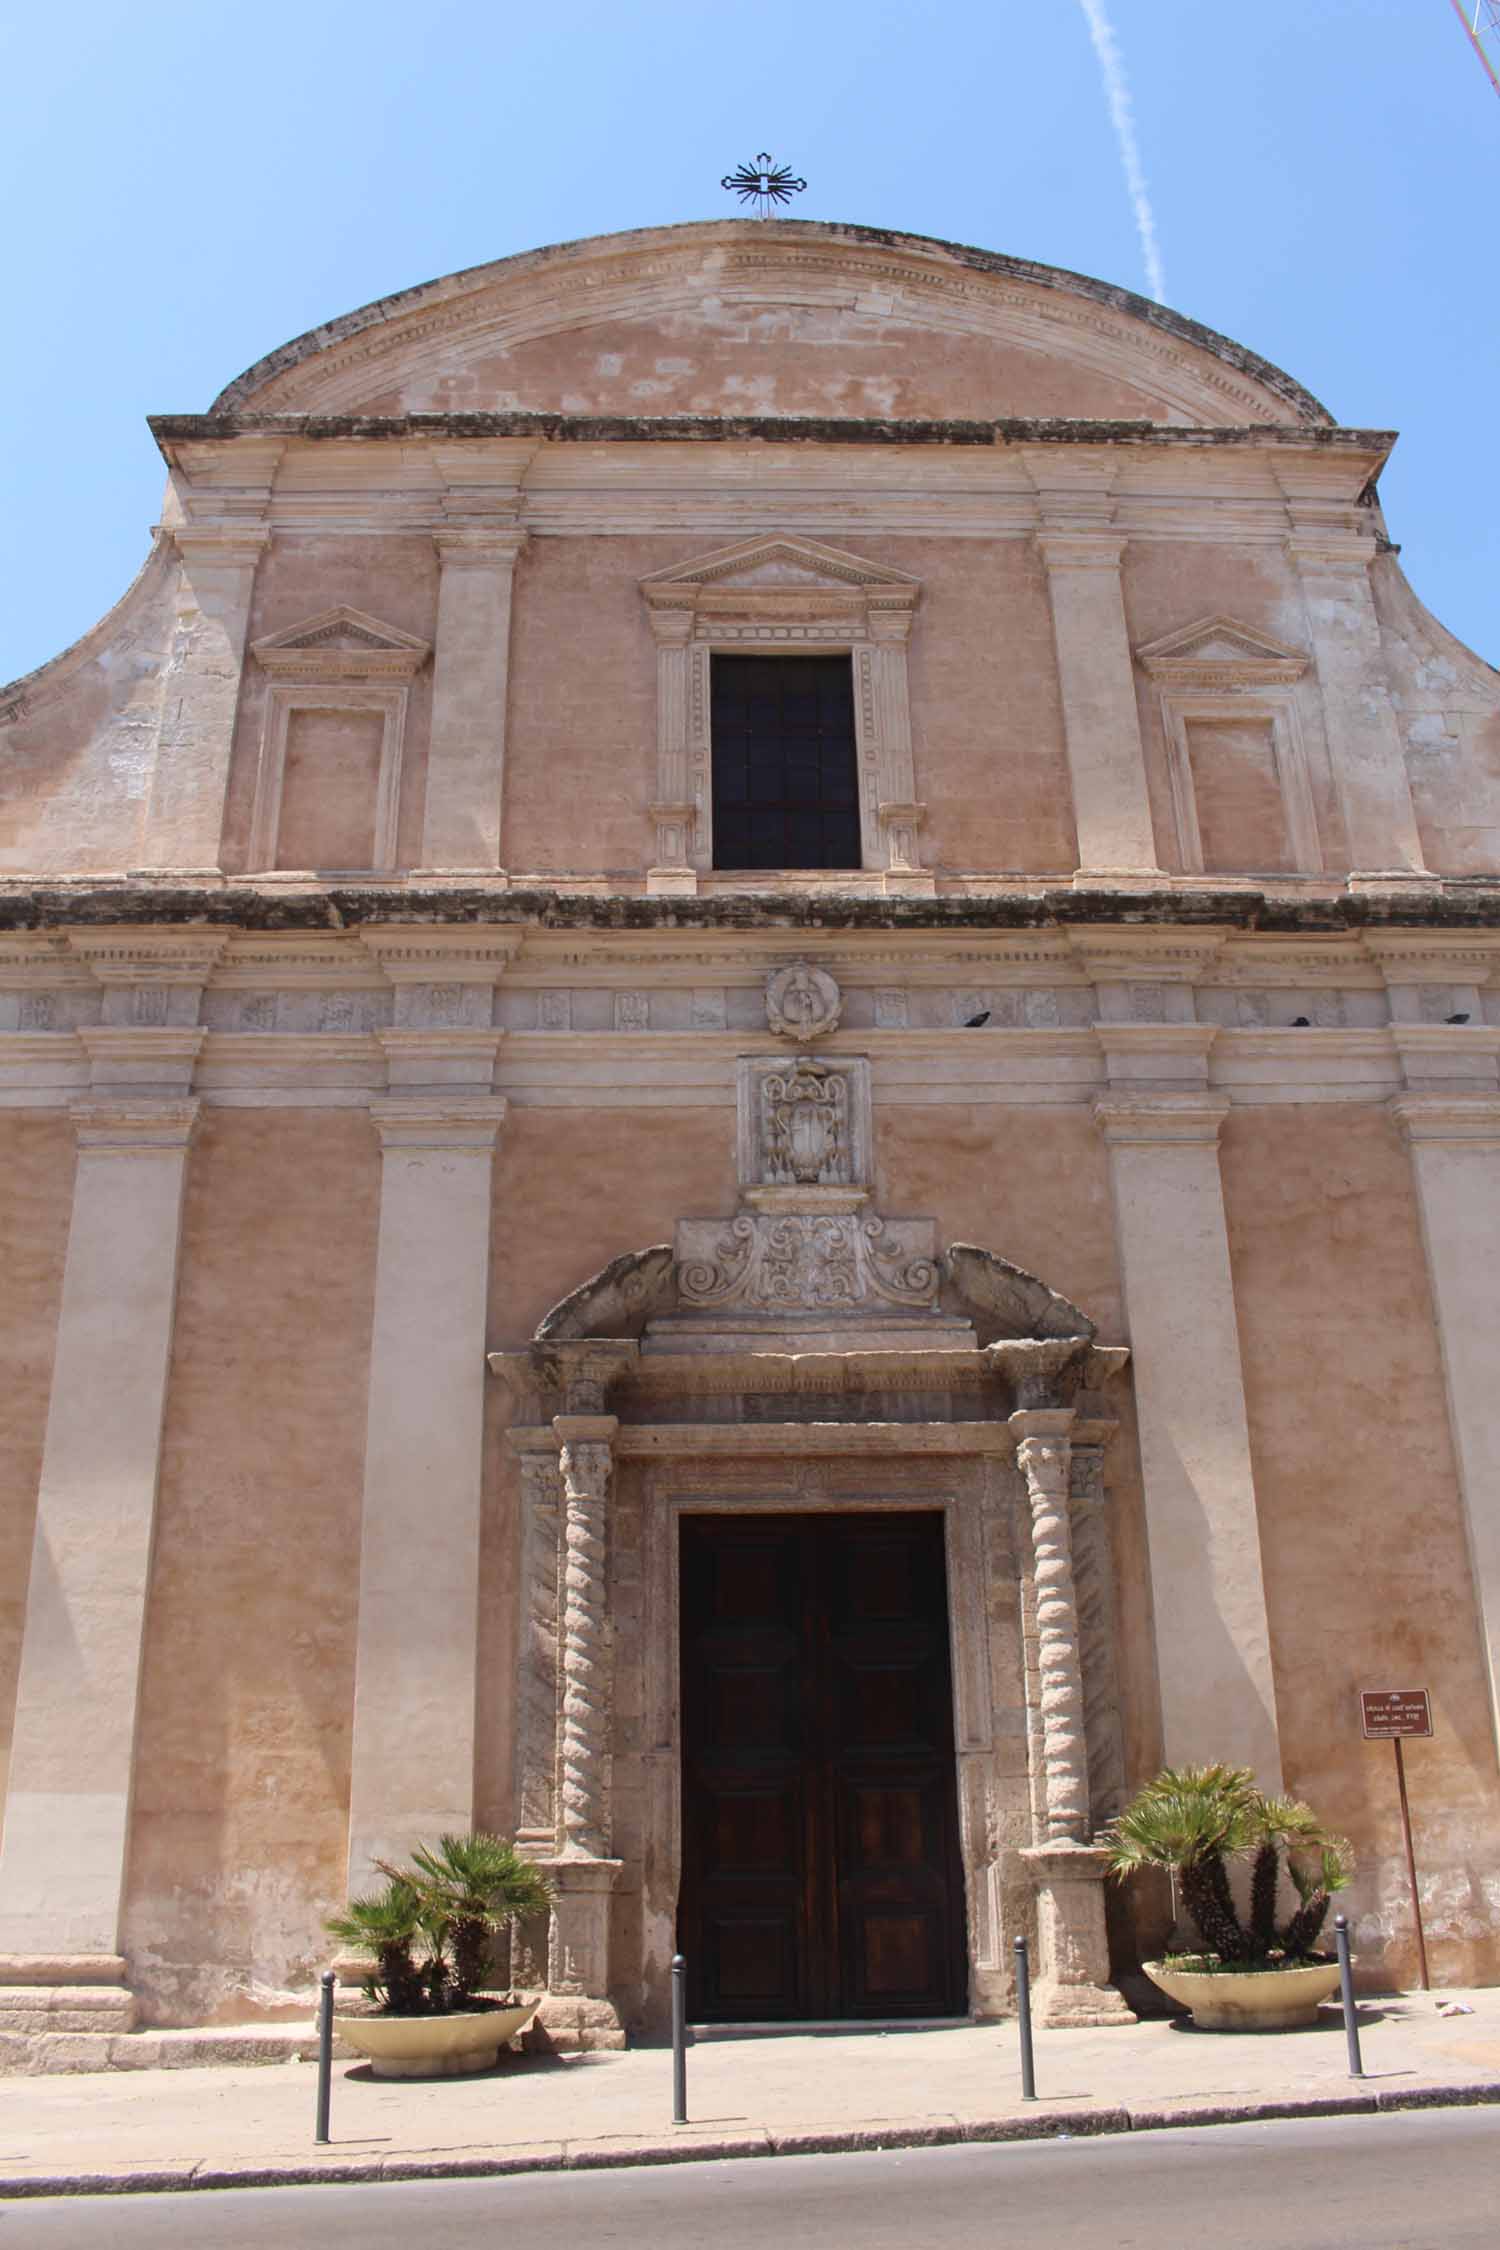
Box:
711;656;861;872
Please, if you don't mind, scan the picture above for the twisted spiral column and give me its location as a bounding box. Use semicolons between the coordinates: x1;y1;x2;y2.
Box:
1012;1408;1090;1844
554;1417;617;1859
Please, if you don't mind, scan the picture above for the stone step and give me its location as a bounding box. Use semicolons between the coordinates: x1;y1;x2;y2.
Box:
0;2023;327;2077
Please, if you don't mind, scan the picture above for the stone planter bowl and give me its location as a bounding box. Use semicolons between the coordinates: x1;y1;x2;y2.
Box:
1143;1958;1344;2032
333;1999;539;2077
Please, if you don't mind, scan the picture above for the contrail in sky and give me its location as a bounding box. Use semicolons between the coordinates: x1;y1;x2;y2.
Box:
1075;0;1167;305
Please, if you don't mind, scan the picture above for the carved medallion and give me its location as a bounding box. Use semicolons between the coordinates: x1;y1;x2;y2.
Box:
766;961;841;1043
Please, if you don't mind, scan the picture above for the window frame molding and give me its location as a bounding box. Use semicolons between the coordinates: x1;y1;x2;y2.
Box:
248;606;429;875
639;538;929;894
1135;614;1320;878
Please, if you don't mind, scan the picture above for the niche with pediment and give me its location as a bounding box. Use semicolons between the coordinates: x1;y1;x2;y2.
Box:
248;606;430;874
638;536;929;893
1136;614;1320;877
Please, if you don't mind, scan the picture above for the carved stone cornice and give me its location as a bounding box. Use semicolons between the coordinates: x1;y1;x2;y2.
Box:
357;929;524;982
67;932;229;987
1363;931;1500;986
1066;929;1230;984
1093;1091;1230;1146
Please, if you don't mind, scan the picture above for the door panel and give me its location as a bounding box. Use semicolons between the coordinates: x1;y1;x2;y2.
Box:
679;1511;965;2021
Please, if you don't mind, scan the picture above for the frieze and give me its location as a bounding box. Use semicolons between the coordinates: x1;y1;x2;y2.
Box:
676;1211;940;1316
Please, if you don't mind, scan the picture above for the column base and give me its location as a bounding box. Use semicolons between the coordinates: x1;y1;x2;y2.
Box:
538;1855;622;2010
881;869;937;897
1020;1845;1136;2029
0;1955;137;2033
646;868;700;897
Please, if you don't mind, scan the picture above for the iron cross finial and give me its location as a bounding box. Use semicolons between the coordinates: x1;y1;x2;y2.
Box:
721;153;807;219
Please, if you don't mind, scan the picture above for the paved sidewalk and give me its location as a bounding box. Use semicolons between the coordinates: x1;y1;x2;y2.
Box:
3;1992;1498;2199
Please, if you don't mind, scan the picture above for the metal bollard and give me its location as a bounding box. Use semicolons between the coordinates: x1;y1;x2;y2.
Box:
671;1953;689;2124
1335;1913;1364;2079
315;1968;336;2143
1014;1933;1036;2101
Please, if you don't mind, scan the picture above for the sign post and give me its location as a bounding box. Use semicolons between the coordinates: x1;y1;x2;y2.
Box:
1360;1688;1432;1991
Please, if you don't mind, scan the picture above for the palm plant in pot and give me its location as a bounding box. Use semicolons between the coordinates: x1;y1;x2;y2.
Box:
1104;1765;1354;2030
325;1833;554;2076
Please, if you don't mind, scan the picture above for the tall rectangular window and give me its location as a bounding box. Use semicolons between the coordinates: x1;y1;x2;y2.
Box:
710;655;862;871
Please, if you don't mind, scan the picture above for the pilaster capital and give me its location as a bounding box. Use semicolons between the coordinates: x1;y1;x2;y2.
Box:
433;527;527;569
68;1097;201;1154
76;1027;206;1094
1283;532;1377;575
367;1095;507;1152
171;525;273;569
1093;1092;1230;1147
1007;1407;1078;1445
1034;529;1127;573
552;1414;621;1446
1390;1093;1500;1148
643;601;696;647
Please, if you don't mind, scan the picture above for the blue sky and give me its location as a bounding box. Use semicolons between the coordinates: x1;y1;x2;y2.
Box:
1;0;1496;683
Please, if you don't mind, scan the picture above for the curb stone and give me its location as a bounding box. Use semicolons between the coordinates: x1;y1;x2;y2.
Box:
3;2079;1498;2199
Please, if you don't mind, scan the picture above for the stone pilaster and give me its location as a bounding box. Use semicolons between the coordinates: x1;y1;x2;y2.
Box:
1094;1089;1282;1786
1280;519;1424;876
137;522;273;876
0;1097;200;2029
1032;514;1158;877
1010;1408;1090;1844
1391;1092;1500;1743
420;527;526;874
344;1095;505;1896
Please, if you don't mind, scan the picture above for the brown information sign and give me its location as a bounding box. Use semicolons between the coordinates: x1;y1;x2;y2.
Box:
1360;1688;1432;1739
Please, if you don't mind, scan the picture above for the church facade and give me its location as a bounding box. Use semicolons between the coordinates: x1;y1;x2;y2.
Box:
2;219;1499;2053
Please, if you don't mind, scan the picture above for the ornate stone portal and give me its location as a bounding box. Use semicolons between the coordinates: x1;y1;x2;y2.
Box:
491;1052;1136;2041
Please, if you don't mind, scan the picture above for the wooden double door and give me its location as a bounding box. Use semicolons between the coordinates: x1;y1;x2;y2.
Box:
678;1511;966;2022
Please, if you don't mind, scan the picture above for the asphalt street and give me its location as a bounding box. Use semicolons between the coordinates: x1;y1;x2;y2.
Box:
11;2108;1498;2248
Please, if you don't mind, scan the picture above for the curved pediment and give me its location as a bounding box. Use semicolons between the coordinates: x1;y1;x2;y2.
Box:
530;1234;1094;1348
212;220;1328;430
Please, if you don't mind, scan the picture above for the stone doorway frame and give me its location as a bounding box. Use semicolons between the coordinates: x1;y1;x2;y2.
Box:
634;1464;1005;2036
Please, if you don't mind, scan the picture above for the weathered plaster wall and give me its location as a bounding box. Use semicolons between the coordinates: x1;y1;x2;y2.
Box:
1222;1103;1500;1986
0;545;177;875
504;538;661;878
870;1101;1161;1839
503;533;1077;879
899;540;1073;875
122;1111;379;2024
475;1103;738;1838
0;1116;74;1814
1373;556;1500;876
220;533;439;875
355;309;1177;425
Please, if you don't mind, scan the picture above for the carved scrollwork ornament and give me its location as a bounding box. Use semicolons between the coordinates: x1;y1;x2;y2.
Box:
765;961;842;1043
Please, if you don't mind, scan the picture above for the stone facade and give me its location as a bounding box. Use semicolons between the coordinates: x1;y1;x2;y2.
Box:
2;219;1500;2054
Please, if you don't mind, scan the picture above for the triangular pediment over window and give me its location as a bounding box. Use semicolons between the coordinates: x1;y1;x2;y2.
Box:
642;536;920;617
1135;614;1309;687
251;606;431;680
